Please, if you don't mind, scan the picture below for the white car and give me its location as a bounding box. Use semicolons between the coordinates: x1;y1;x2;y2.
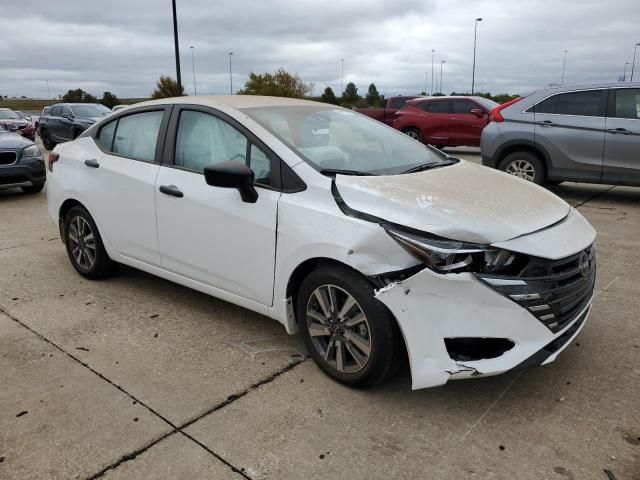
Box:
46;96;596;389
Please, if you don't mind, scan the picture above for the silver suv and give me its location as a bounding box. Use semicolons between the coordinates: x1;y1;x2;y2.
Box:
481;83;640;186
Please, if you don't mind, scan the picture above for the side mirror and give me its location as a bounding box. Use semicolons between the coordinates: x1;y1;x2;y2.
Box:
470;108;485;117
204;161;258;203
61;113;72;119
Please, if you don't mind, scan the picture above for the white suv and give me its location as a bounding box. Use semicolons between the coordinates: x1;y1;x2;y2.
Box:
47;96;596;390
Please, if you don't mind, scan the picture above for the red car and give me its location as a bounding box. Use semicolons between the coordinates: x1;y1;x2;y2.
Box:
0;108;35;141
393;96;499;148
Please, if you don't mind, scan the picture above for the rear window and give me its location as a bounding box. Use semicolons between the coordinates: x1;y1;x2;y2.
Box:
390;97;417;109
532;90;607;117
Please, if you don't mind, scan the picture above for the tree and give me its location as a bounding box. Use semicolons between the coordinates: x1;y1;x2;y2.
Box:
365;83;381;106
100;91;119;109
151;75;186;99
62;89;97;103
237;68;313;98
341;82;359;104
320;87;338;105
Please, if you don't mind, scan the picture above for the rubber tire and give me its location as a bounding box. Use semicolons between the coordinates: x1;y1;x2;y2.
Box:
296;264;399;388
498;151;545;185
21;184;44;194
64;205;115;280
402;127;422;143
41;128;56;150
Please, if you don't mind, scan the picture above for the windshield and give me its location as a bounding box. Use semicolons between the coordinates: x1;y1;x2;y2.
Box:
474;97;500;110
0;110;21;120
71;104;110;117
242;105;447;175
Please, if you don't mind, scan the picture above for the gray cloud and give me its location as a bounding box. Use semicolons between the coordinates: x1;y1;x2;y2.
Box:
0;0;638;99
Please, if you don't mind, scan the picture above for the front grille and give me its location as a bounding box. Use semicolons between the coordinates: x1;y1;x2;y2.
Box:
0;151;17;165
478;246;596;333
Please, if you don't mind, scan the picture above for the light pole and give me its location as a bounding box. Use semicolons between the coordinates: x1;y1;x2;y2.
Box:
561;49;568;85
440;60;445;95
171;0;182;94
190;46;197;95
632;43;640;82
424;72;428;95
623;62;630;82
341;58;344;94
46;79;51;99
431;49;435;95
472;18;482;94
228;52;233;95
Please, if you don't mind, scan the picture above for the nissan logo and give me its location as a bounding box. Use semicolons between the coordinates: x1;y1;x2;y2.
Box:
579;252;589;277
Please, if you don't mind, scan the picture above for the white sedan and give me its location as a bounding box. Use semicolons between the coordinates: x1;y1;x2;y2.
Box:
46;96;596;389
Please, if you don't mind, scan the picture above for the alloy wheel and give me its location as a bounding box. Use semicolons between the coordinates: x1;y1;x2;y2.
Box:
68;216;97;271
306;284;372;373
405;130;420;140
505;159;536;182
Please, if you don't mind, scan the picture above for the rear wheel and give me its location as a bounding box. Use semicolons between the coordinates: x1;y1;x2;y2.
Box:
64;206;115;280
297;265;399;388
499;151;545;185
21;184;44;194
402;127;422;142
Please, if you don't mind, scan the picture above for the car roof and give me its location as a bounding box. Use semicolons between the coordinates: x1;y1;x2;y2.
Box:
528;81;640;96
408;96;486;103
131;95;323;111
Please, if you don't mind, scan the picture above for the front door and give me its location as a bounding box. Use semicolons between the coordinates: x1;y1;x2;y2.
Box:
155;107;279;306
602;87;640;185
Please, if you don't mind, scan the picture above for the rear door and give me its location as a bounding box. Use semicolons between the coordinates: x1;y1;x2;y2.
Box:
602;87;640;185
85;106;171;265
533;89;607;181
154;106;280;305
417;99;453;146
449;99;488;146
48;105;63;141
59;106;75;141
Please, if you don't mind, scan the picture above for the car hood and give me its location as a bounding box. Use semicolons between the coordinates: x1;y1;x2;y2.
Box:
0;132;34;149
334;160;571;244
0;119;28;127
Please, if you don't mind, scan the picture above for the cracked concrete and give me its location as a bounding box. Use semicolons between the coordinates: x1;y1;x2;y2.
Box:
0;145;638;479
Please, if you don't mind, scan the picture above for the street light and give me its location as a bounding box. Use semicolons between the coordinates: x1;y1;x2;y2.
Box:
632;43;640;82
190;46;197;95
424;72;428;95
623;62;630;82
229;52;233;95
46;79;51;99
431;49;435;95
171;0;182;94
341;58;344;94
440;60;446;95
471;18;482;94
561;49;568;85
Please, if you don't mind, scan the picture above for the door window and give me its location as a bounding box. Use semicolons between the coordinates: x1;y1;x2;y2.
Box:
97;120;117;150
451;99;476;114
111;111;164;161
532;95;559;114
50;106;62;116
555;90;607;117
424;100;452;113
61;106;73;118
175;110;272;186
613;89;640;119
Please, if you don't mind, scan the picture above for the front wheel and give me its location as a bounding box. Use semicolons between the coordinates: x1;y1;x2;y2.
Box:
21;183;44;194
499;151;545;185
402;127;422;142
297;265;399;388
64;206;115;280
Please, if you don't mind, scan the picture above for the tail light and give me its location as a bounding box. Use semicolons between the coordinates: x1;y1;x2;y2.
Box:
490;97;523;122
48;153;59;172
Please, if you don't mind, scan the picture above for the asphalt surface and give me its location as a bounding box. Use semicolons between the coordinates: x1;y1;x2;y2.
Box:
0;142;639;479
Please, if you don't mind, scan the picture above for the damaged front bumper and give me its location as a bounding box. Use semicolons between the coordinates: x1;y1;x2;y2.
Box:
375;268;591;390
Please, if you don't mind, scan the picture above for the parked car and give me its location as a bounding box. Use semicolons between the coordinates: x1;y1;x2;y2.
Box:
39;103;111;150
35;106;52;131
47;96;596;389
354;96;419;126
481;82;640;186
393;96;499;148
15;110;32;122
0;123;46;193
0;108;36;141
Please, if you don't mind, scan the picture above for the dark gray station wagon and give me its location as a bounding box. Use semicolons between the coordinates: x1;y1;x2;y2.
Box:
481;83;640;186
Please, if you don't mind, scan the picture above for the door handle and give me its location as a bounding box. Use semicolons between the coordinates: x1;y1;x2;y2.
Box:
84;159;99;168
607;128;632;135
537;120;558;127
159;185;184;198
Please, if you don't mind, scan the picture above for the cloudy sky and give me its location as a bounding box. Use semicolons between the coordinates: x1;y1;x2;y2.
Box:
1;0;638;99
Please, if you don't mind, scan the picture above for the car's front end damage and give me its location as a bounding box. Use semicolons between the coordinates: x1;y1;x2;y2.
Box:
330;161;596;389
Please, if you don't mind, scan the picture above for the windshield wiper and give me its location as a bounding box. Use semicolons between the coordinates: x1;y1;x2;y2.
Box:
401;159;455;174
319;168;374;177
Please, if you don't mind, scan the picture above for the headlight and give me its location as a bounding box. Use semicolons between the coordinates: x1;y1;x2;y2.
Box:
385;227;520;274
22;145;41;157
